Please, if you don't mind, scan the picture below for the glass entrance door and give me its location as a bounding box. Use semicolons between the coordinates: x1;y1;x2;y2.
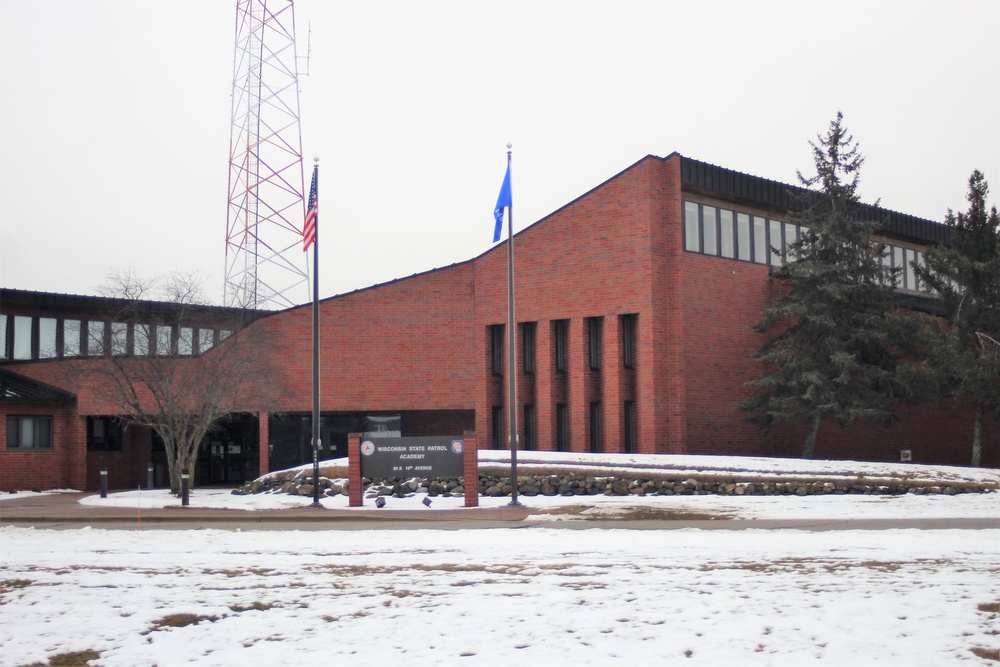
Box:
200;439;245;485
195;415;257;486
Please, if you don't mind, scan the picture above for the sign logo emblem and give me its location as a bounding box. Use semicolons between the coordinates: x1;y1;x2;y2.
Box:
451;439;464;454
361;441;376;456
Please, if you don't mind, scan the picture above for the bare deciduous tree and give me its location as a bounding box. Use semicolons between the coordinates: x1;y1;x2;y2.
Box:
86;269;280;493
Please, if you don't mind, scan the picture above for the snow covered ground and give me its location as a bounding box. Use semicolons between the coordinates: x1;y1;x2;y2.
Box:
58;483;1000;521
1;454;998;666
2;524;998;666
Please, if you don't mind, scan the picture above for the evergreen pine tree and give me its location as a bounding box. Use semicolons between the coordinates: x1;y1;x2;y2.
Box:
739;112;909;458
915;170;1000;466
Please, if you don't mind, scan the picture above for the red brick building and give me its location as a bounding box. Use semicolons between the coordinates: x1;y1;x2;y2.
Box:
2;153;996;491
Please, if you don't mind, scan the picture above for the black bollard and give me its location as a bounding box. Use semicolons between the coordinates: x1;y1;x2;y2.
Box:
147;463;154;490
181;468;190;507
100;468;108;498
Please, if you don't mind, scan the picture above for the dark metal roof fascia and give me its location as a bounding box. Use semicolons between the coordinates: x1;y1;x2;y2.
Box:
0;288;278;320
0;368;77;404
679;156;950;246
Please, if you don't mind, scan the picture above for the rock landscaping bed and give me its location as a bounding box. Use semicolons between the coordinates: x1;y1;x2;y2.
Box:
233;468;996;499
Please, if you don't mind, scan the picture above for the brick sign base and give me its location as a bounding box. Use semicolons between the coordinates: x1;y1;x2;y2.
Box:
348;431;478;508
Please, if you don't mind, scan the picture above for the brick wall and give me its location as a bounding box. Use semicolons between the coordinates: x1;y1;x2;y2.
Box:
674;203;998;468
473;157;662;452
0;401;85;491
85;423;153;491
3;154;996;477
256;264;478;413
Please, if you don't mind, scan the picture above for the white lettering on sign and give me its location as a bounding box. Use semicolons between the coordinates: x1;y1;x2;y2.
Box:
399;453;425;460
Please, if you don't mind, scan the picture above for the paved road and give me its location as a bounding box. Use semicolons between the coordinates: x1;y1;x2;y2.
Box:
2;491;998;531
10;518;996;531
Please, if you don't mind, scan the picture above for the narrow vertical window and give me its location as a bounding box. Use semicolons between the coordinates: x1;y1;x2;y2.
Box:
155;325;173;357
622;314;636;369
199;328;215;353
134;324;151;356
13;316;32;360
63;319;81;357
554;319;568;373
491;405;504;449
719;209;735;258
556;404;568;452
913;251;925;292
490;324;504;375
522;322;536;375
892;246;904;287
683;201;700;252
88;321;106;357
38;318;58;359
589;402;602;453
783;223;799;261
624;400;636;454
0;315;7;360
769;219;783;266
587;317;602;371
178;327;194;356
736;213;751;261
523;404;535;451
752;216;768;264
878;246;892;285
904;249;917;291
111;322;128;356
702;205;718;256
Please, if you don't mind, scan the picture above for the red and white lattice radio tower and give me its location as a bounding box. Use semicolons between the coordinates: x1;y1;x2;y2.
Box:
224;0;310;309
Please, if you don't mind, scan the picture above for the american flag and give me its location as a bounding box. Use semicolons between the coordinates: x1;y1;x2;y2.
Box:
303;165;318;252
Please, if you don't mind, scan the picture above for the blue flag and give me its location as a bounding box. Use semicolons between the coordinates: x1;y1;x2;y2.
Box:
493;162;512;243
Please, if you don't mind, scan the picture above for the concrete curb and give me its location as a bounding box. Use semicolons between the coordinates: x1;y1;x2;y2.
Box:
0;492;532;525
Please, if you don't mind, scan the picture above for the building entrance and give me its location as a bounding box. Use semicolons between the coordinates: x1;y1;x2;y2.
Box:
196;414;259;486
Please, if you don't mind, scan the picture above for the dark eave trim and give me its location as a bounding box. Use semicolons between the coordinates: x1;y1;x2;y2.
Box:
679;156;950;246
0;368;76;404
0;288;278;321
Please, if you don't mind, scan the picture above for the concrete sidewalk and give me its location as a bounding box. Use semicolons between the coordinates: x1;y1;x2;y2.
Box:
0;491;532;527
4;490;999;532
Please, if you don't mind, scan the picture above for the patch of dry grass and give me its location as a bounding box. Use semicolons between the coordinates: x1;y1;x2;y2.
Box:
531;505;729;521
1;578;32;603
18;650;100;667
697;557;951;575
970;646;999;661
143;613;219;634
603;507;726;521
229;601;277;613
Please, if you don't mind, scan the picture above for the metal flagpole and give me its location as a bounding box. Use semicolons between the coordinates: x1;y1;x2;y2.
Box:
310;159;322;508
505;144;520;507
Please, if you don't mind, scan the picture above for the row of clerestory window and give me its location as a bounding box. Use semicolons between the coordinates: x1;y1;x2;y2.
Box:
0;313;231;361
683;200;929;293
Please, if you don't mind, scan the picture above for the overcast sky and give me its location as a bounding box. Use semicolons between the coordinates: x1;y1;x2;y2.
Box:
2;0;998;306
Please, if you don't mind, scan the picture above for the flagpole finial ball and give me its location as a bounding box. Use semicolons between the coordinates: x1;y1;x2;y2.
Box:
314;156;319;163
506;142;512;150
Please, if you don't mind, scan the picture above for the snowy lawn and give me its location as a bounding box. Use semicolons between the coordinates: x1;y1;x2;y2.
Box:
2;453;998;665
1;525;998;666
